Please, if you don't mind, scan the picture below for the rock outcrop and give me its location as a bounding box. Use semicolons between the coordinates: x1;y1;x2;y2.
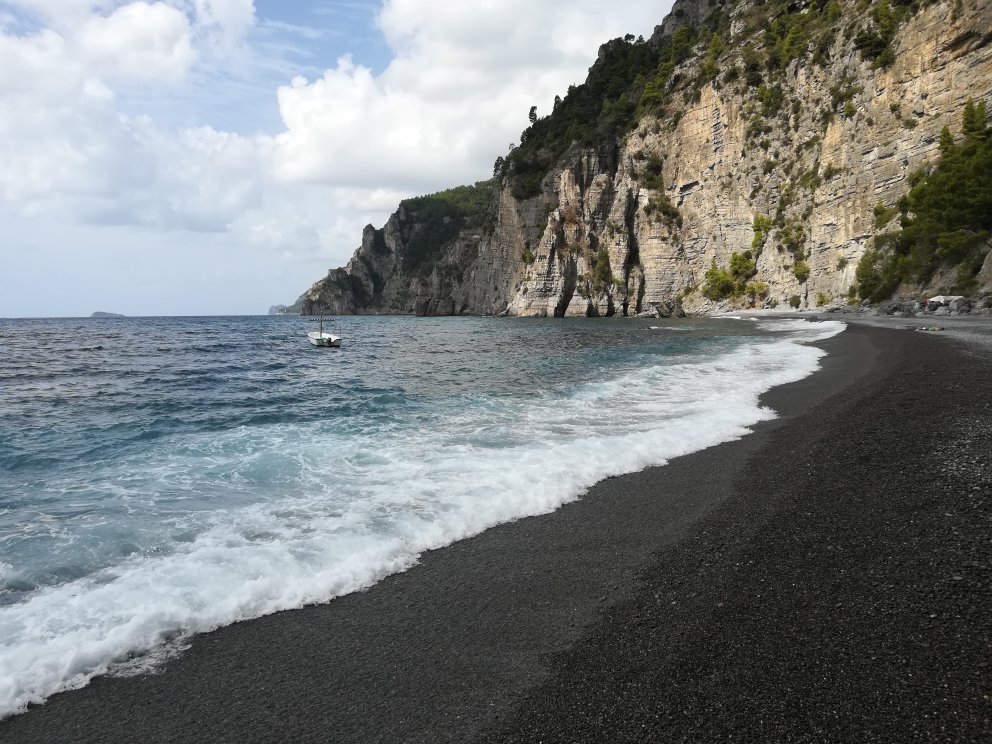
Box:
299;0;992;317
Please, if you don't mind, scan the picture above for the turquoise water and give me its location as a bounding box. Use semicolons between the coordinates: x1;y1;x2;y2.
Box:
0;314;844;716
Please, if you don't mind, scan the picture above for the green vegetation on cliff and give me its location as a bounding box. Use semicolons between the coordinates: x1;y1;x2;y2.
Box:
703;251;759;300
856;100;992;300
505;4;733;200
399;181;494;273
852;0;939;68
505;37;662;199
503;0;926;203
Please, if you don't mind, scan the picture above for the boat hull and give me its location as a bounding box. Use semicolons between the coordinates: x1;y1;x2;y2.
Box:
307;331;341;347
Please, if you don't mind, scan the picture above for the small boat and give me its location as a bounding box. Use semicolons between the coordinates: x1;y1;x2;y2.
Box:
307;315;342;347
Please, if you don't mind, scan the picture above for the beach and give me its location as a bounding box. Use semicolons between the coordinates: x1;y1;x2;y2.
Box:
2;320;989;743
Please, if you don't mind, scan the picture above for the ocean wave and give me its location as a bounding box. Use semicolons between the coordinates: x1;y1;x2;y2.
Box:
0;318;844;718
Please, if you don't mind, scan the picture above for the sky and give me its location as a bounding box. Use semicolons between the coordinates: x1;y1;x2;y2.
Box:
0;0;672;317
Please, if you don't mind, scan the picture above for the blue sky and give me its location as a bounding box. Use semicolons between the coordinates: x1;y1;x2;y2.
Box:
110;0;391;133
205;0;391;131
0;1;670;317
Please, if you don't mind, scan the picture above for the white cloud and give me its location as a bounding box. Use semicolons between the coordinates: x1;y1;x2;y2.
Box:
193;0;253;33
191;0;255;54
0;1;246;217
164;126;267;220
0;28;133;208
75;2;195;83
271;0;667;194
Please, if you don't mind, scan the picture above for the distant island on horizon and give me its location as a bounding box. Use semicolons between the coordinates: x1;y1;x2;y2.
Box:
90;312;126;318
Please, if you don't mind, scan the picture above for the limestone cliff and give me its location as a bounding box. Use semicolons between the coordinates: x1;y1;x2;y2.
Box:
300;0;992;316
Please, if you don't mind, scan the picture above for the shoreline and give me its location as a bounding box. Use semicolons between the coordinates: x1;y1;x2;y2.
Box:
3;322;989;742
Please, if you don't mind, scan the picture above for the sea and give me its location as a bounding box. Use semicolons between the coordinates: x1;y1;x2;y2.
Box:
0;314;845;718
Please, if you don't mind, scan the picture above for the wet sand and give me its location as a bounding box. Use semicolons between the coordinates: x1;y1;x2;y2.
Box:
3;322;989;743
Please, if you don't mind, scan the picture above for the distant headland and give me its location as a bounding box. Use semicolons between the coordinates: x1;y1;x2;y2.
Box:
90;312;126;318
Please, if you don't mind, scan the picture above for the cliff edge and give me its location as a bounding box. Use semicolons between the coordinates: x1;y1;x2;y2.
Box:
299;0;992;317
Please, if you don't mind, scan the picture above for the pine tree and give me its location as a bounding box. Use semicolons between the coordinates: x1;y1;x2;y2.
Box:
962;97;987;137
939;125;955;154
962;98;978;135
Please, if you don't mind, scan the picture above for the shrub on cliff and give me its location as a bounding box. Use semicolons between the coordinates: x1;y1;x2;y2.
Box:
703;261;736;299
752;214;773;252
644;191;682;227
593;248;613;290
703;251;758;300
745;281;769;302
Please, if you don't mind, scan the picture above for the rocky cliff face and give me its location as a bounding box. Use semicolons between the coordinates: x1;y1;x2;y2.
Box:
301;0;992;317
